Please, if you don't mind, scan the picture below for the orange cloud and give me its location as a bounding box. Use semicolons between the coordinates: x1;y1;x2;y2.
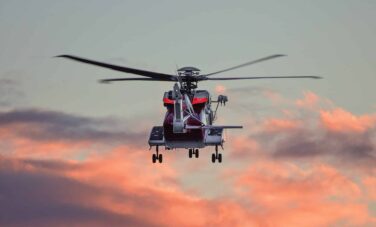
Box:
263;89;286;104
320;108;376;133
363;176;376;200
295;91;319;108
229;136;261;158
2;134;376;226
215;84;226;94
1;152;266;226
235;161;372;226
263;118;301;132
1;102;376;226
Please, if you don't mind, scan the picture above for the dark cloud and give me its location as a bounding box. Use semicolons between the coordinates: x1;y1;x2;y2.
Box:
24;158;82;172
270;131;324;158
247;121;376;168
0;109;146;146
0;157;158;227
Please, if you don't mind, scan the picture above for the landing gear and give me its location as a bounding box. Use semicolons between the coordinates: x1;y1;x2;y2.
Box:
152;146;163;163
211;145;222;163
188;148;199;159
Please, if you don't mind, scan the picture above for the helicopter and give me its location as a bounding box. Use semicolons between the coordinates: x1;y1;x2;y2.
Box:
56;54;320;164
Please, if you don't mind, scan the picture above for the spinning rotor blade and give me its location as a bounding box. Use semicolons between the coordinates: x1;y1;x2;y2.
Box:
99;77;177;83
205;76;322;80
204;54;286;77
56;55;177;81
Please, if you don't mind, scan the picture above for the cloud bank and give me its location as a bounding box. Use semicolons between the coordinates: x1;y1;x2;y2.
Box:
0;92;375;226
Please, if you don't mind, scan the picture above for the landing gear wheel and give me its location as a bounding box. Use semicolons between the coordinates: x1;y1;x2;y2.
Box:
218;153;222;163
152;154;157;163
211;153;216;163
195;149;199;158
188;149;193;158
158;154;163;163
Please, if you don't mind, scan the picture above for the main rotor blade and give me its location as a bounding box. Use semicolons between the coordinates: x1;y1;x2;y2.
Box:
205;76;322;80
99;77;177;83
56;55;177;81
204;54;286;77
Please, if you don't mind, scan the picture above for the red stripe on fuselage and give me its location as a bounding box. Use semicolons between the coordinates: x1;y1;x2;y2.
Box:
192;97;208;104
163;98;174;104
163;97;208;105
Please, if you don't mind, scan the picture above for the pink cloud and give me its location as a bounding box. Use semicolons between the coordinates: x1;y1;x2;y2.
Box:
295;91;319;108
263;118;301;132
263;89;286;104
235;161;372;226
363;176;376;200
320;108;376;133
5;150;374;227
1;99;376;226
215;84;227;94
229;136;260;158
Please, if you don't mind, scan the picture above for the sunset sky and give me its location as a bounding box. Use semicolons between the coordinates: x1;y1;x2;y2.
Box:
0;1;376;226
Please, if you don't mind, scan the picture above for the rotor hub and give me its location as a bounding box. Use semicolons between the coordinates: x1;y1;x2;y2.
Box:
177;67;200;77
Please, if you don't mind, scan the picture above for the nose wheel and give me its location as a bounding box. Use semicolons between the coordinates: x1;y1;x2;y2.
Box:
152;146;163;163
212;145;222;163
188;149;200;159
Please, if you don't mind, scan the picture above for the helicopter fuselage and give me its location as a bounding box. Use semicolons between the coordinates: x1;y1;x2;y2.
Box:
163;90;211;148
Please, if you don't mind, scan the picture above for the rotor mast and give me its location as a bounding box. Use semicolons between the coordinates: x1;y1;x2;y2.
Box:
177;66;200;93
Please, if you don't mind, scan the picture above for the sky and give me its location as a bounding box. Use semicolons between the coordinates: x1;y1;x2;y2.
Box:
0;0;376;226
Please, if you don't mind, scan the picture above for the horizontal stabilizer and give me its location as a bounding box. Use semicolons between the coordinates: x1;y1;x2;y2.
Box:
185;125;243;129
203;125;243;129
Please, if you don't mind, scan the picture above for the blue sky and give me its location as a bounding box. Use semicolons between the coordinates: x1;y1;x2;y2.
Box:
1;0;376;118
